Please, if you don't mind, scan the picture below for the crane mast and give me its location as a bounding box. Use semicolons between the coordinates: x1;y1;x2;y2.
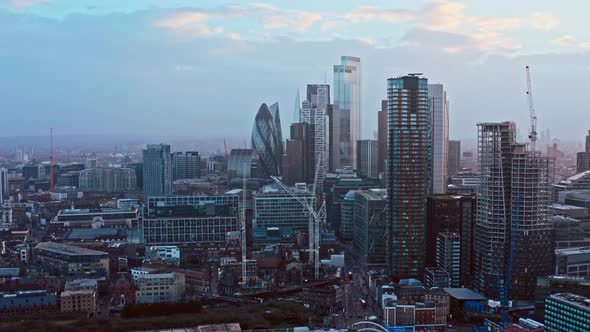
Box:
241;161;248;287
526;66;537;152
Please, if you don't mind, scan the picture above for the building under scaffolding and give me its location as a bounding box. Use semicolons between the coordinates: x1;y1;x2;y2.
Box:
474;122;554;300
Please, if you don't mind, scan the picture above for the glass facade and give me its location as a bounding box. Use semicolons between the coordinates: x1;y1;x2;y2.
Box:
332;56;361;170
428;84;449;194
253;189;313;233
251;103;282;177
143;144;172;198
545;294;590;331
386;75;432;279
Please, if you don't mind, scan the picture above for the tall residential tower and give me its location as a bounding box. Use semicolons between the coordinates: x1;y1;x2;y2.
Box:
143;144;172;198
429;84;449;194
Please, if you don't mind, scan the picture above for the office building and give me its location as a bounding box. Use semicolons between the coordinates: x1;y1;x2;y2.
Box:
555;247;590;277
353;189;387;269
437;232;461;287
551;216;590;249
283;122;315;185
141;195;239;245
227;149;258;180
545;293;590;332
378;99;387;175
448;140;461;177
356;139;378;178
0;168;8;203
35;242;110;277
447;171;481;194
332;56;361;170
534;276;590;321
553;170;590;202
576;130;590;173
253;184;313;236
300;87;329;193
251;103;283;177
426;194;477;287
461;151;477;171
474;122;554;299
386;74;432;279
135;272;185;304
56;171;80;188
143;144;172;197
50;207;139;228
425;267;451;288
429;84;449;194
172;151;200;180
22;164;39;179
0;290;58;315
340;190;357;241
78;167;136;193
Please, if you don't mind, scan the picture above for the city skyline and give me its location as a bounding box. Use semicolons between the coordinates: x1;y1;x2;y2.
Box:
2;1;590;140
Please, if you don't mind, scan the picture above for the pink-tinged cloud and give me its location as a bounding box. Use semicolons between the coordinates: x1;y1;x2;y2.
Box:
551;35;576;47
9;0;47;9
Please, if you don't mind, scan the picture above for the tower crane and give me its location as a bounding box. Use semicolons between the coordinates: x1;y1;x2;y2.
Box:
526;66;537;152
241;161;248;288
270;154;325;280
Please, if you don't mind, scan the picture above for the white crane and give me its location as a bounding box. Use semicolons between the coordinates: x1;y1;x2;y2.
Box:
526;65;538;152
270;155;325;279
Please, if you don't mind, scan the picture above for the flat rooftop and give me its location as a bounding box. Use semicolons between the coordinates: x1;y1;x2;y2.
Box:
550;293;590;310
35;242;108;257
555;247;590;256
59;207;137;215
444;288;487;301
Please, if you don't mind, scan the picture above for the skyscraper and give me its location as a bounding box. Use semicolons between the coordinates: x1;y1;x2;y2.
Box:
332;56;361;171
474;122;554;299
283;122;315;185
301;84;330;193
171;152;200;180
436;232;461;287
252;103;282;178
448;140;461;177
378;99;387;175
429;84;449;194
576;130;590;173
0;168;8;203
356;140;378;178
143;144;172;198
386;74;432;279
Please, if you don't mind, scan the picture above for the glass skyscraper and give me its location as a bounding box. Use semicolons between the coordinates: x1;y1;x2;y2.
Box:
386;74;432;279
252;103;283;178
332;56;361;171
143;144;172;198
428;84;449;194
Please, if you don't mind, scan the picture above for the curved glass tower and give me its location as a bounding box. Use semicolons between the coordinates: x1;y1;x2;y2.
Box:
269;102;284;175
252;103;282;177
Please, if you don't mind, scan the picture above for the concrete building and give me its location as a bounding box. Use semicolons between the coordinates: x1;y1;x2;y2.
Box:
553;170;590;202
447;171;481;194
425;267;450;288
474;122;554;299
332;56;361;170
141;195;239;245
448;140;461;177
35;242;110;277
172;151;201;180
356;139;378;178
0;290;58;315
143;144;172;198
386;74;432;279
135;272;185;304
353;189;387;269
545;293;590;332
555;247;590;277
437;232;461;287
429;84;449;194
79;167;136;192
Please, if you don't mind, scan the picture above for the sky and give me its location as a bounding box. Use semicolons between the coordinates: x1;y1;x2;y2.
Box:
1;0;590;142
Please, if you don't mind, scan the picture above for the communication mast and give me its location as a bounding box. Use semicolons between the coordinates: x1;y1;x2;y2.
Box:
525;66;538;152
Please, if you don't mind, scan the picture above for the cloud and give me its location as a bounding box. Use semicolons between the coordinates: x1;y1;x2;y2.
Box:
155;11;224;37
551;35;576;47
579;42;590;49
9;0;46;8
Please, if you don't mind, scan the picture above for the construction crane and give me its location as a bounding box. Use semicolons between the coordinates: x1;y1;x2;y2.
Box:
241;161;248;287
270;155;325;280
526;66;538;152
49;128;54;190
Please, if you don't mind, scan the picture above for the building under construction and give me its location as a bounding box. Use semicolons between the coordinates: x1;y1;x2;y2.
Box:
474;122;554;300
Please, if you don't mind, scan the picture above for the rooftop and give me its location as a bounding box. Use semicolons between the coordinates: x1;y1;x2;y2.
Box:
35;242;109;257
555;247;590;256
59;207;137;215
61;289;95;297
561;170;590;184
443;288;487;301
550;293;590;310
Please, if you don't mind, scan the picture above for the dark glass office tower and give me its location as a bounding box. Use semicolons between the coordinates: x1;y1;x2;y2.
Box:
252;103;282;178
143;144;172;198
386;74;432;279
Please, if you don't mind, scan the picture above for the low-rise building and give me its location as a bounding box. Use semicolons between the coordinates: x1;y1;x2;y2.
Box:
135;272;185;304
60;289;96;315
302;285;344;310
50;207;139;229
545;293;590;332
0;290;58;315
35;242;110;277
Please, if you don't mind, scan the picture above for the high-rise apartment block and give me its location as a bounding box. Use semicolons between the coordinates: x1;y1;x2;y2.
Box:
436;232;460;287
332;56;361;171
386;74;432;279
171;151;200;180
0;168;8;203
474;122;554;299
429;84;449;194
378;99;387;175
79;167;136;193
143;144;172;198
356;139;378;178
283;122;315;185
448;140;461;177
